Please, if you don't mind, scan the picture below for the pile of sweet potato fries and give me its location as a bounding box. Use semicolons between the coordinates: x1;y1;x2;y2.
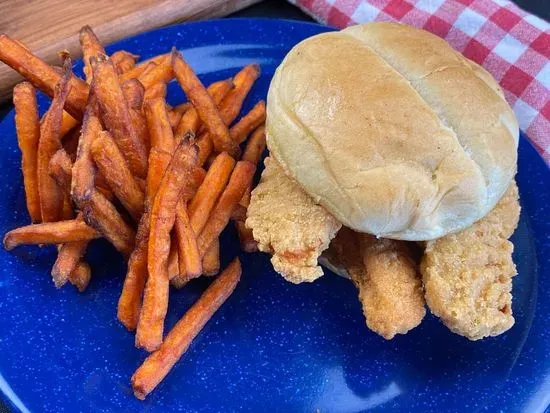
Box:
0;25;266;399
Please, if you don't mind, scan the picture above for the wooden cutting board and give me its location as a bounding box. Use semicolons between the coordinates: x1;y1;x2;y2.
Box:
0;0;261;102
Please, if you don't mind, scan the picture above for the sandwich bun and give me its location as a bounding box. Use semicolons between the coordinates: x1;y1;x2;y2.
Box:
266;22;518;241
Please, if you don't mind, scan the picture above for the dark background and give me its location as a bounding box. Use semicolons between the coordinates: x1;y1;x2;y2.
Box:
0;1;547;412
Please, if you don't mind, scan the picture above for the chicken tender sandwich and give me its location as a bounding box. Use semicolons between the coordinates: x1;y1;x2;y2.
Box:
246;22;520;340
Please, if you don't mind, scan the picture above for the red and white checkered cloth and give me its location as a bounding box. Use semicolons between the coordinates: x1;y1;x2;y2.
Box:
288;0;550;164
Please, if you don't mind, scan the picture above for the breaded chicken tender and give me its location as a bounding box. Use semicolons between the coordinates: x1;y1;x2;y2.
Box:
246;157;341;283
355;235;426;339
421;181;520;340
324;228;426;339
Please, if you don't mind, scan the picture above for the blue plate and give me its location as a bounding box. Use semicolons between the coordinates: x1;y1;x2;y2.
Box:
0;18;549;413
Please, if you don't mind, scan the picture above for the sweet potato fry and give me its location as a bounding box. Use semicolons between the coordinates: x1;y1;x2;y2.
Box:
51;152;74;221
119;53;170;82
219;64;260;125
121;79;145;110
197;161;255;257
138;57;174;90
174;78;233;140
51;139;112;206
132;109;150;153
4;219;100;250
79;25;106;83
160;179;202;294
69;261;92;292
167;108;183;131
181;167;206;201
204;153;219;169
131;258;241;400
235;125;265;251
170;273;186;289
118;212;148;329
144;98;175;154
168;237;180;280
136;139;198;351
82;189;135;257
91;131;145;221
122;148;195;318
172;102;191;114
96;183;114;201
71;98;102;203
197;133;214;166
229;101;266;144
12;39;31;52
167;102;191;132
190;81;235;139
111;50;139;74
117;146;170;327
195;66;260;164
237;184;252;211
135;176;147;194
13;82;41;223
52;238;89;288
119;63;148;83
121;79;149;149
118;212;150;331
172;51;238;157
240;187;252;207
49;149;72;191
120;148;173;328
242;125;266;164
235;221;257;253
230;204;247;221
0;34;89;119
202;239;220;276
59;111;80;139
62;126;81;161
188;153;235;234
174;106;200;140
128;61;157;82
145;53;172;66
62;194;74;220
91;55;148;177
145;148;173;203
143;82;167;103
209;78;235;105
175;202;201;280
38;58;73;222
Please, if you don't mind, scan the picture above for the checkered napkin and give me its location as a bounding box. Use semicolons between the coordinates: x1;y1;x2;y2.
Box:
288;0;550;164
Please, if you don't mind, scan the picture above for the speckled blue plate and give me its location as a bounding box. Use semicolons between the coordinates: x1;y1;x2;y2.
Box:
0;18;549;413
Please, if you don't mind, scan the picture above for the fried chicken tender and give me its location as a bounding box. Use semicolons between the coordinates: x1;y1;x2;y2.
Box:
246;157;341;283
421;181;520;340
324;228;426;340
356;235;426;339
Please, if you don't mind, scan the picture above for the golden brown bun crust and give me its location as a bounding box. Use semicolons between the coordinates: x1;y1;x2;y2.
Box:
266;22;518;240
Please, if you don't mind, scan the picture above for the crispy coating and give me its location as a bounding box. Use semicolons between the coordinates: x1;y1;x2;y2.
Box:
325;228;425;339
421;181;520;340
355;235;425;339
246;157;341;283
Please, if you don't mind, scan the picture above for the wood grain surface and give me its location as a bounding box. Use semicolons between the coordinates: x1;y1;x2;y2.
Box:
0;0;260;101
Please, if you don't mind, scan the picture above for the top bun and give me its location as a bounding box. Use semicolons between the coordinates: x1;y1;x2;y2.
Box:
266;22;518;241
